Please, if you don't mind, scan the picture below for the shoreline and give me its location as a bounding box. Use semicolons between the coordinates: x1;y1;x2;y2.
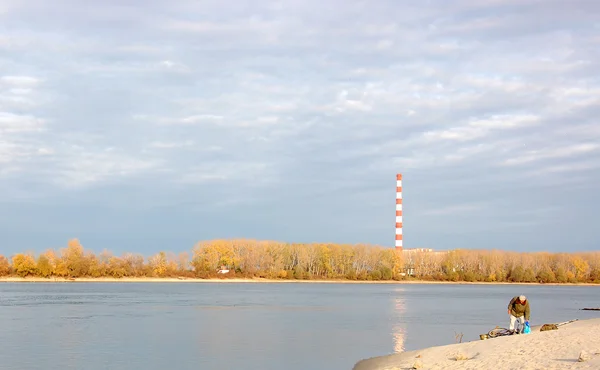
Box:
353;318;600;369
1;276;599;286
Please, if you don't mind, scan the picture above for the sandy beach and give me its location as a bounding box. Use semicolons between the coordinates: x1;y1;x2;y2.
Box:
353;318;600;370
1;276;600;285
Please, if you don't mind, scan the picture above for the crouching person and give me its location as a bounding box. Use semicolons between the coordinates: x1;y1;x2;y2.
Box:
508;295;530;334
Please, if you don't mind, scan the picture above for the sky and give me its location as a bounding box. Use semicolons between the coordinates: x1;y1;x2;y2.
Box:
0;0;599;256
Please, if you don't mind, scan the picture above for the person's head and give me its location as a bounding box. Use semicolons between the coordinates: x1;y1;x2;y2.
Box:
518;295;527;304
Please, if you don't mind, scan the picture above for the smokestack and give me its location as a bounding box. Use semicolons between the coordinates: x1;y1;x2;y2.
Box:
395;173;403;251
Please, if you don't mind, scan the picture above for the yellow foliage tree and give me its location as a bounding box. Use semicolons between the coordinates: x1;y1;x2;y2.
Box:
0;255;10;276
37;253;54;277
12;253;37;277
149;251;168;277
572;256;590;281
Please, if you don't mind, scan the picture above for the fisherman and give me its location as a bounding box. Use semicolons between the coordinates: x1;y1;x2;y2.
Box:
508;295;530;334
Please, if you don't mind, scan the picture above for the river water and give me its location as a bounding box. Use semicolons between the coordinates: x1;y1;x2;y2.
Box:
0;282;598;370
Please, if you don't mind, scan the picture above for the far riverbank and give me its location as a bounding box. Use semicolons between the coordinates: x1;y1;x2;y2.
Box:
1;276;600;286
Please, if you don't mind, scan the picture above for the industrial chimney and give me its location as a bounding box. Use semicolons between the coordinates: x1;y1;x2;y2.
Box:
395;173;403;251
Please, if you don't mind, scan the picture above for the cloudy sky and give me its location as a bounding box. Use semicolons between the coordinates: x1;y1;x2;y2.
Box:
1;0;599;256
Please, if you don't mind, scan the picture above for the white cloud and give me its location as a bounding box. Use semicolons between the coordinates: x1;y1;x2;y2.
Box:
149;140;195;149
0;112;45;133
135;114;225;125
418;114;540;144
178;161;276;185
0;140;23;164
502;143;600;166
528;161;600;176
165;19;279;34
421;203;486;216
8;88;34;95
178;115;224;124
37;147;54;155
469;114;540;129
0;74;44;110
157;60;190;73
49;148;164;188
0;75;41;87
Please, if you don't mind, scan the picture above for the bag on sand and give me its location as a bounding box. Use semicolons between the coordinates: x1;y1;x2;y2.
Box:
523;321;531;334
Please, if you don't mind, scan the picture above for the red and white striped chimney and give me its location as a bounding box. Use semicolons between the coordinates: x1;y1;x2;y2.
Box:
395;173;403;251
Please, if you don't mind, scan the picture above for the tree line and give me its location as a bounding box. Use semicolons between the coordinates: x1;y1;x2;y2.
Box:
1;238;599;284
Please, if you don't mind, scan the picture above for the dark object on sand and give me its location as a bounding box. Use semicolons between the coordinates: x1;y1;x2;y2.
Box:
486;327;517;338
482;319;579;339
540;319;579;332
581;308;600;311
540;324;558;331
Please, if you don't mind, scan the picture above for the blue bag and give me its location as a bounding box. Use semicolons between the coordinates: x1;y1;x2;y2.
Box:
523;321;531;334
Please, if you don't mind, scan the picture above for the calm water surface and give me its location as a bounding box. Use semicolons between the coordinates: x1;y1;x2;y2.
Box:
0;282;598;370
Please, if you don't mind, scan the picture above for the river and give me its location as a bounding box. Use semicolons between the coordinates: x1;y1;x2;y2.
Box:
0;282;598;370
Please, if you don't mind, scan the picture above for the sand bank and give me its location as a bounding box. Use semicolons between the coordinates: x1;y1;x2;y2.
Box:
0;276;421;283
1;276;600;285
353;318;600;370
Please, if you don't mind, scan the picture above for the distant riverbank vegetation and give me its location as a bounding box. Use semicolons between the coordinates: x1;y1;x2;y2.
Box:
1;239;599;284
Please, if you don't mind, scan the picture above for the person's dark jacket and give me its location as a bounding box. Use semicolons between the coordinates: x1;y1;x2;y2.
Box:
508;296;530;320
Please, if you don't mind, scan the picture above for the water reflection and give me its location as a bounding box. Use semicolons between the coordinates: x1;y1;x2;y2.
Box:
391;287;406;353
60;296;86;369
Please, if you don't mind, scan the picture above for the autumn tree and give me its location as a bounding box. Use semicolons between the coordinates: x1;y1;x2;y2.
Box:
0;255;11;276
121;253;146;277
149;251;168;277
57;239;90;277
178;252;190;274
12;253;37;277
37;253;54;277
